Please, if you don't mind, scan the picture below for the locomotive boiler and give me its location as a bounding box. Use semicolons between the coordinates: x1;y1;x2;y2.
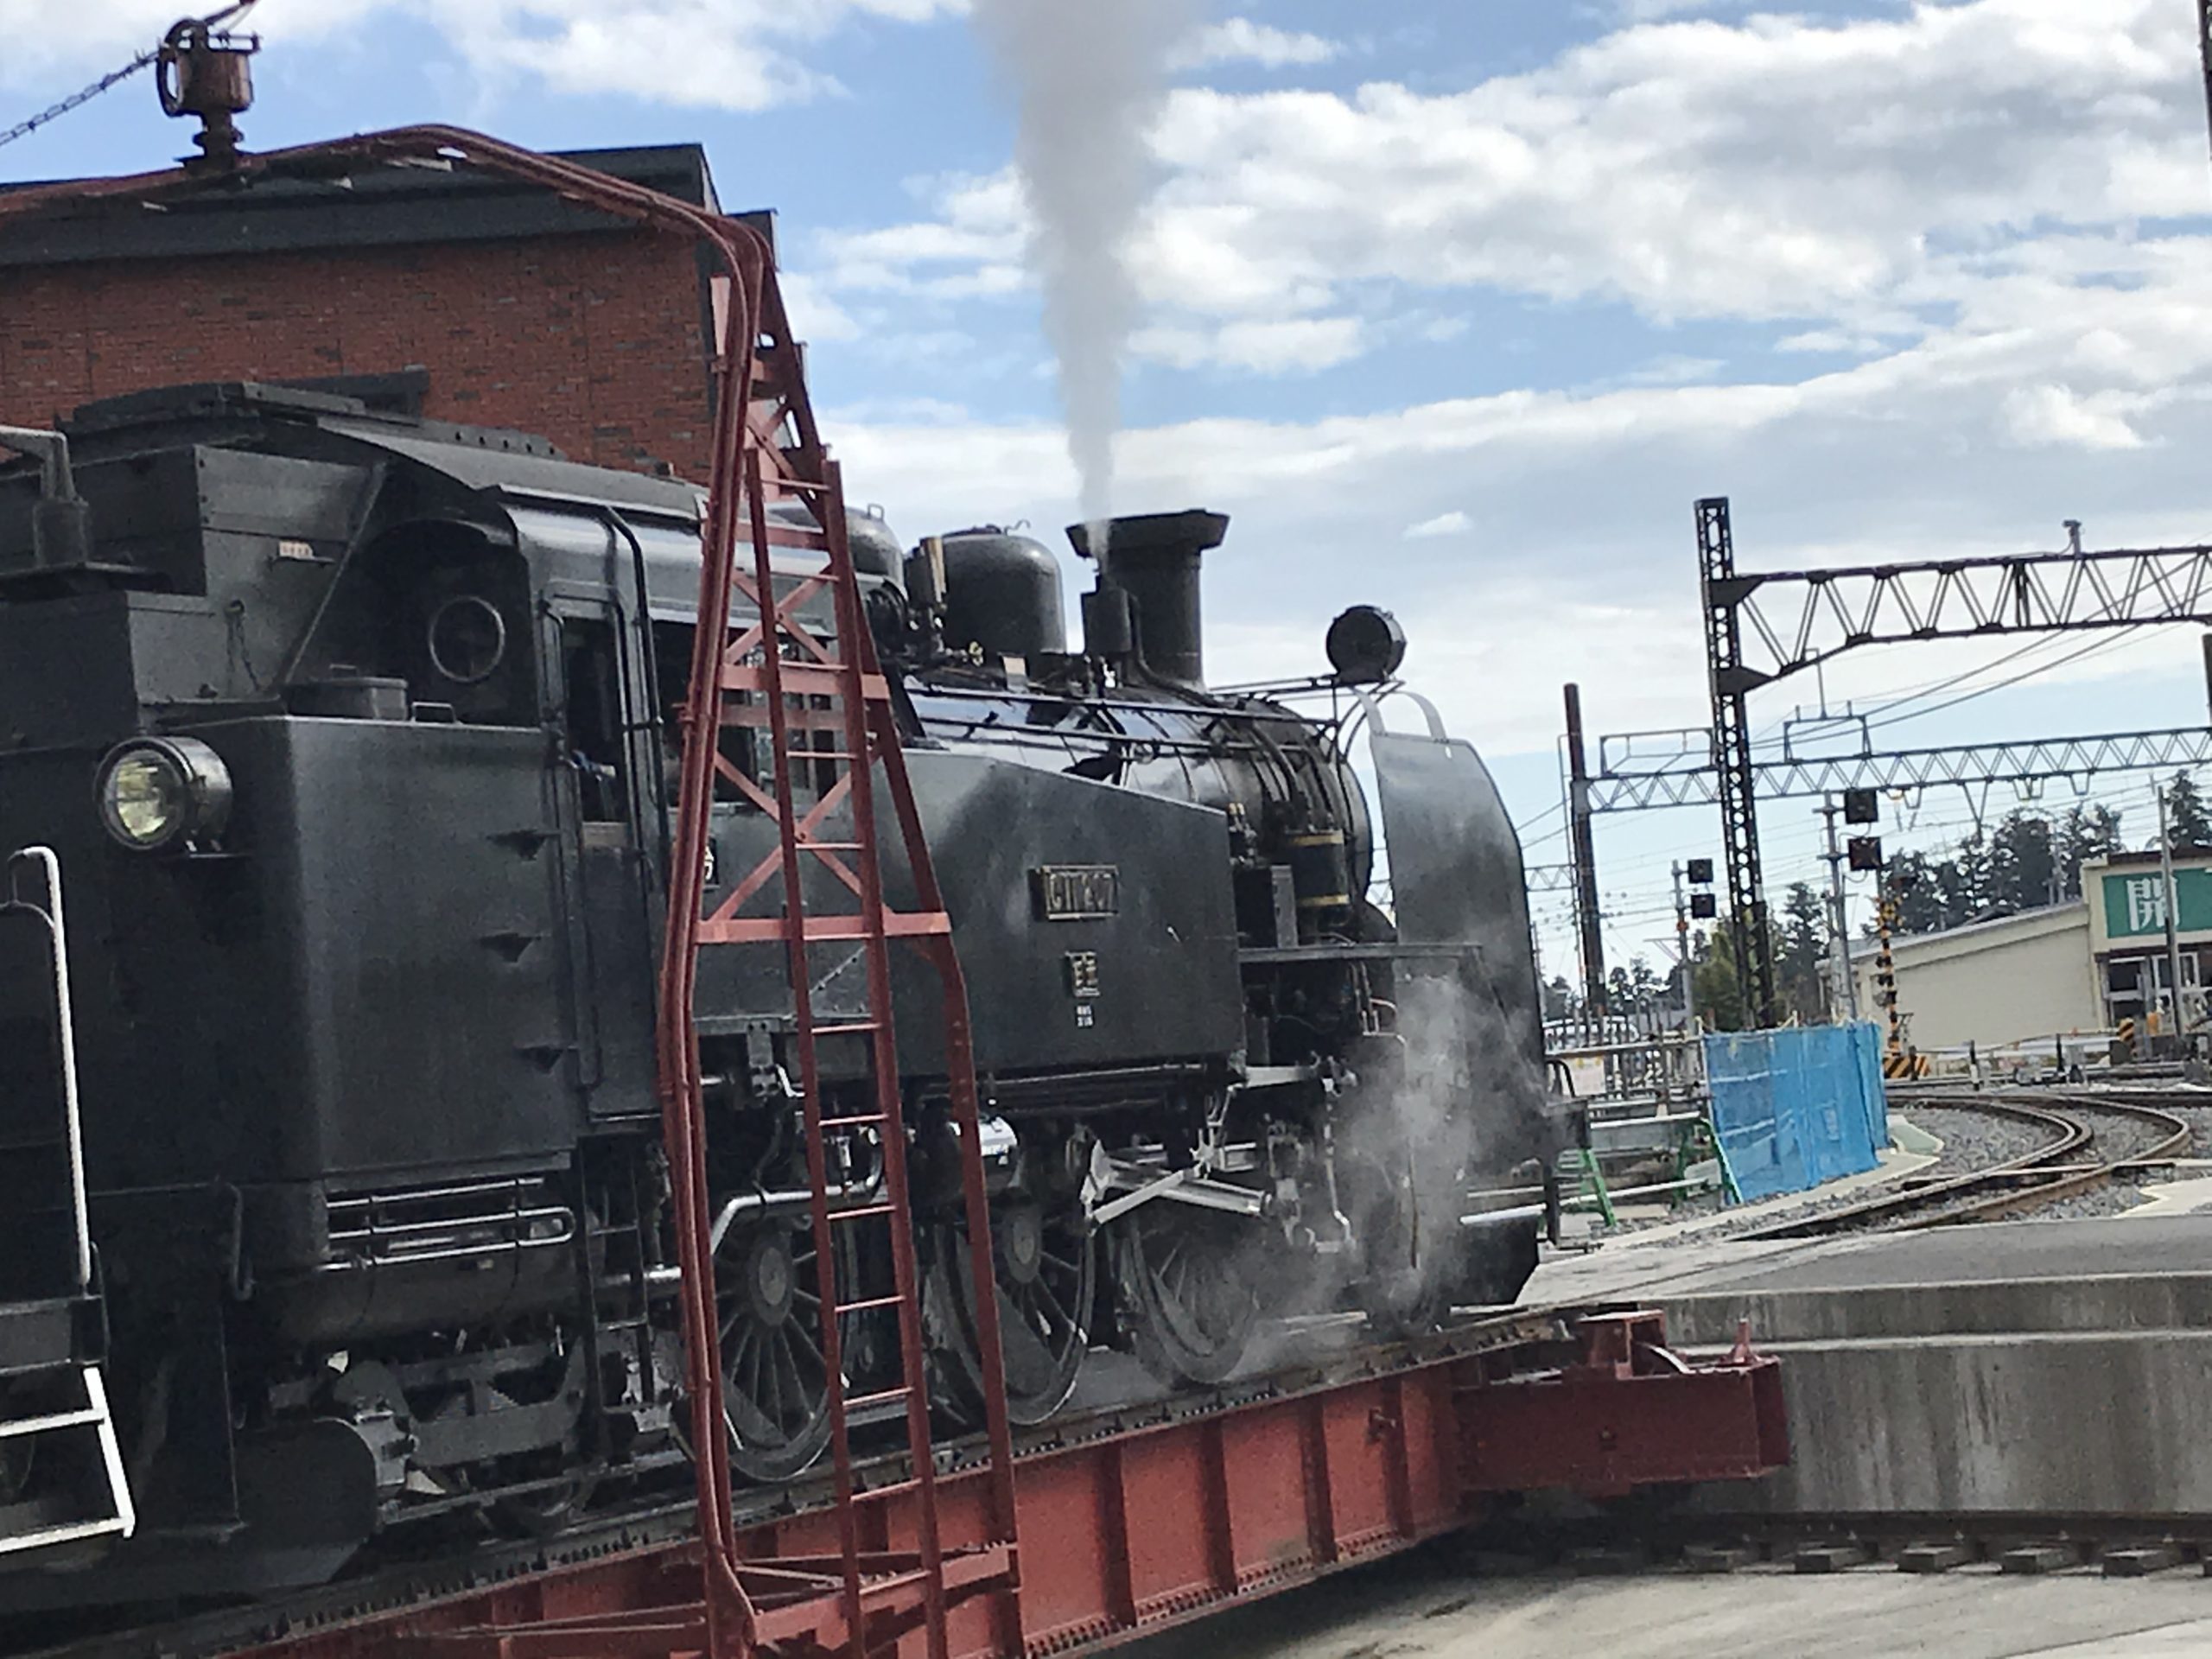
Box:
0;382;1558;1600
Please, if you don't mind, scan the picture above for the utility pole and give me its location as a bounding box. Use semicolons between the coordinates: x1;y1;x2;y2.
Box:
2158;781;2188;1037
1563;683;1607;1034
1819;798;1858;1022
1672;861;1694;1032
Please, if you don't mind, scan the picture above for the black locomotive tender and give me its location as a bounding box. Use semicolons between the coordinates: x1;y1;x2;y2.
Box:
0;382;1556;1598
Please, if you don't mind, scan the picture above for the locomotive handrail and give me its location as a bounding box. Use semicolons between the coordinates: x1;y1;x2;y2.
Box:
1349;684;1450;744
3;848;92;1291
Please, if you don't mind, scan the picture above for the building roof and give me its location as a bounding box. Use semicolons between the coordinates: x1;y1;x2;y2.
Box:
0;143;772;269
1848;899;2088;963
2085;849;2212;872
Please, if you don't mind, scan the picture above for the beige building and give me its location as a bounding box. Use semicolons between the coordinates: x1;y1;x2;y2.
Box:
1849;901;2101;1053
1844;849;2212;1052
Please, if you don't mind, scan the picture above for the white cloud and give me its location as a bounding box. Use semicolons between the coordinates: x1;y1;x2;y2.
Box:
1170;18;1339;72
815;171;1027;296
2001;384;2154;451
778;271;861;343
1403;510;1472;540
1133;315;1363;373
820;0;2198;380
1137;1;2191;329
1607;354;1723;388
1776;328;1891;355
1613;0;1736;17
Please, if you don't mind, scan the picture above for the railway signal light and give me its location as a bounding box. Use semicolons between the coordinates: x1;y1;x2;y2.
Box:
1847;836;1884;872
1843;788;1878;824
1690;892;1718;919
1686;857;1714;886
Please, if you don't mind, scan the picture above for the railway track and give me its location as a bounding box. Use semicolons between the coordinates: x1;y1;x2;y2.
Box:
13;1304;1573;1659
1737;1088;2194;1241
1468;1506;2212;1580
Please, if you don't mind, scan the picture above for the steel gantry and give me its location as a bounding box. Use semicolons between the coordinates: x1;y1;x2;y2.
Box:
1696;500;1777;1027
1585;727;2212;813
1662;498;2212;1027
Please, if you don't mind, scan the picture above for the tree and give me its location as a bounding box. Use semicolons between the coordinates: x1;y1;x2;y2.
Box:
2056;804;2124;898
2164;772;2212;853
1629;957;1660;1005
1883;849;1951;935
1692;922;1748;1031
1941;831;1989;924
1986;810;2056;913
1777;881;1829;1022
1541;974;1574;1021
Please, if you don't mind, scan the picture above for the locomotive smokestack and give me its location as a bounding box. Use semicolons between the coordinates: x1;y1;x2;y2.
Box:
1068;509;1228;689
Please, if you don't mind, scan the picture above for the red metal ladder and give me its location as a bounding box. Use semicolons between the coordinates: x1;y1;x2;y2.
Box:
658;266;1024;1659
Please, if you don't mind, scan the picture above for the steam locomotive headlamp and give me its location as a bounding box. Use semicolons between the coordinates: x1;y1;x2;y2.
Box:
96;736;233;853
1325;605;1407;684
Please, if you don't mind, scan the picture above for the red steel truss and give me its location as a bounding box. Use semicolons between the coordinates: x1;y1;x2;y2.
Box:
213;1310;1784;1659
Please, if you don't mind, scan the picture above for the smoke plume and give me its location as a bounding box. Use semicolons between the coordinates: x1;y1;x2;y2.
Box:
969;0;1197;544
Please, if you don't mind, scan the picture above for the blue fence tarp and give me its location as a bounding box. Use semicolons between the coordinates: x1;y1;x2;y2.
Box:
1703;1023;1889;1203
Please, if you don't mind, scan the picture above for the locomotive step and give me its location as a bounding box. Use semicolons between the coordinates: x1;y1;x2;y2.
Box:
0;1401;105;1439
0;1366;134;1560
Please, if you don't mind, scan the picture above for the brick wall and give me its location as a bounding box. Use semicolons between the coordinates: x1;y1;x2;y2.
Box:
0;231;715;480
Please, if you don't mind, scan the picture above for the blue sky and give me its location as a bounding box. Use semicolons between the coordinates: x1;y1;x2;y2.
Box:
7;0;2212;985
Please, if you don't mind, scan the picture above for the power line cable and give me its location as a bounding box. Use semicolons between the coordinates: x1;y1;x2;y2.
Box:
0;52;158;151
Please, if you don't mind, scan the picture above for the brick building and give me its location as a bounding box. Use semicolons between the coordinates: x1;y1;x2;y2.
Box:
0;145;763;482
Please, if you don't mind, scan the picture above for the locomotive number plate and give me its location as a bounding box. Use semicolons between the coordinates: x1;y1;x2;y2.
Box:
1033;864;1120;920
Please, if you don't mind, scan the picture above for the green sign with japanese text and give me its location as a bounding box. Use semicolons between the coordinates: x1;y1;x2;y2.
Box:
2102;868;2212;938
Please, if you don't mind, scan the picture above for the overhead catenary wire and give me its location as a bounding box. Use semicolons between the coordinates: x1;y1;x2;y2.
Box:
0;52;159;151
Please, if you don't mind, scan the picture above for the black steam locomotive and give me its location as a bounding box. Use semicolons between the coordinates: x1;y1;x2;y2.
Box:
0;382;1555;1600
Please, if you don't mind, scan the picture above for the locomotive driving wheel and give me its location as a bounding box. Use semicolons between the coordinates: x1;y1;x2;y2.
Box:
927;1195;1095;1426
715;1216;851;1483
1114;1206;1259;1387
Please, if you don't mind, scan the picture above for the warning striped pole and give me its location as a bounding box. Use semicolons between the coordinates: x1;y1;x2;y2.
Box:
1874;886;1907;1066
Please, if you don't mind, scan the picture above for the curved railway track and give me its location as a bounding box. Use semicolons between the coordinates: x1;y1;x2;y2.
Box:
1738;1088;2193;1241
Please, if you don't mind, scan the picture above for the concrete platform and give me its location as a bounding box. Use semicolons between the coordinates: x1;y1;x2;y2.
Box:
1118;1544;2212;1659
1526;1216;2212;1520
